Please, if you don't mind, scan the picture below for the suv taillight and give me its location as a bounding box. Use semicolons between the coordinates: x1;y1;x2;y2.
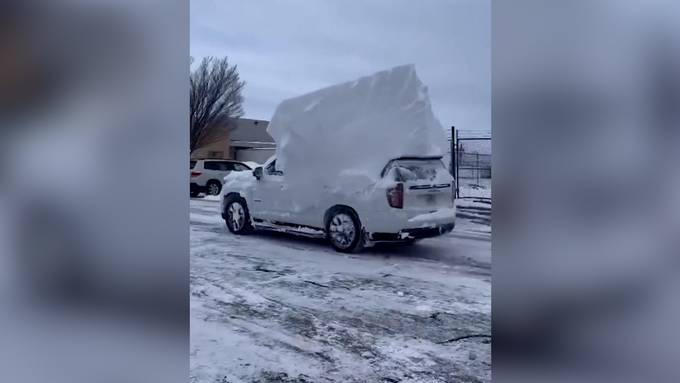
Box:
191;171;202;177
386;183;404;209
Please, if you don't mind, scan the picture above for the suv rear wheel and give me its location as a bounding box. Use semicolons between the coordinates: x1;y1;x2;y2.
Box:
325;206;364;253
206;180;222;196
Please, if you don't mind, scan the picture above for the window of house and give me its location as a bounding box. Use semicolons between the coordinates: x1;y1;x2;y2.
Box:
207;151;224;158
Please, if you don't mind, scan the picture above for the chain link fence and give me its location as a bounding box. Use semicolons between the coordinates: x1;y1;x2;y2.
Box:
448;128;491;200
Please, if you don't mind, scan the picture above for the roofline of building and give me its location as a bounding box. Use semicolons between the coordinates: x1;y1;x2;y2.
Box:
235;117;269;123
230;140;276;146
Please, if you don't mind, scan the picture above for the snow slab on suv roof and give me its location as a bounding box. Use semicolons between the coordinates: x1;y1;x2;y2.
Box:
267;64;447;189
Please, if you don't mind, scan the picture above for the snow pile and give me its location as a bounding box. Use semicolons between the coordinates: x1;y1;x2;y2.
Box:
267;64;447;190
223;170;256;192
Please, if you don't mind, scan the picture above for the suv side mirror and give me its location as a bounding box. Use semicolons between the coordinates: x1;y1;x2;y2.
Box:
253;167;263;180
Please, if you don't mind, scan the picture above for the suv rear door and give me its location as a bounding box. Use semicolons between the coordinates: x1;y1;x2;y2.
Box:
203;160;232;182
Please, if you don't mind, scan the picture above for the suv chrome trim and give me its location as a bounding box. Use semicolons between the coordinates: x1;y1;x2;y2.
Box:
409;183;451;190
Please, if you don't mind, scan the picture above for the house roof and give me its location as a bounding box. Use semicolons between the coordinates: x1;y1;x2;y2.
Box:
229;118;274;144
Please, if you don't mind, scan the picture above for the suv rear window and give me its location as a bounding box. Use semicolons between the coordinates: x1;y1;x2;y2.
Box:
383;159;446;182
190;161;196;169
204;161;231;171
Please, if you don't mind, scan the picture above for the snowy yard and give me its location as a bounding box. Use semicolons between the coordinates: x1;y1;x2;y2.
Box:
190;198;491;383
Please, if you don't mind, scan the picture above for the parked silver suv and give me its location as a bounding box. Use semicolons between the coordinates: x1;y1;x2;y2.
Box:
190;159;252;197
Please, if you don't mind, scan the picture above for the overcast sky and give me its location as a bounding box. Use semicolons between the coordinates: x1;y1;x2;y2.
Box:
190;0;490;132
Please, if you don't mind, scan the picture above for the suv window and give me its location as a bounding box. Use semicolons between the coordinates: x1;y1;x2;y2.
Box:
232;163;249;171
204;161;230;171
190;161;196;169
265;160;283;176
383;159;446;182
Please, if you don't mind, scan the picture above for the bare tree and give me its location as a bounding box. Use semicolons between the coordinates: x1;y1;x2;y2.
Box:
190;56;245;153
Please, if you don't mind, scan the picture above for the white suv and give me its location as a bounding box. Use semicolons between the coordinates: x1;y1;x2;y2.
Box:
220;156;456;252
190;159;252;197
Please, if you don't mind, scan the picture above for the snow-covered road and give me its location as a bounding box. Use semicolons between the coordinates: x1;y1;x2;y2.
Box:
190;198;491;383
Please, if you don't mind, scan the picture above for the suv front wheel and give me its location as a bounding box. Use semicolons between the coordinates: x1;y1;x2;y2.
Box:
325;206;364;253
224;196;253;234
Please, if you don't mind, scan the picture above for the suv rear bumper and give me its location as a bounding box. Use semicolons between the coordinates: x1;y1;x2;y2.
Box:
369;222;455;242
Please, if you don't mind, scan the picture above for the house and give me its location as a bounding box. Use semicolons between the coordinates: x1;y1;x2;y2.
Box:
191;118;276;164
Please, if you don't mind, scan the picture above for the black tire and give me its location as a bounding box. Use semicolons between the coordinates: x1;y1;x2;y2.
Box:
224;196;253;234
325;206;364;253
206;180;222;196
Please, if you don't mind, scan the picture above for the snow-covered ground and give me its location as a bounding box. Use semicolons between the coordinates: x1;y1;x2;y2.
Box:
458;178;491;200
190;198;491;383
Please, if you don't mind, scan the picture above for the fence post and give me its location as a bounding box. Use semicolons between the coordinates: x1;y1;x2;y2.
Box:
454;128;459;198
476;152;480;186
450;126;455;177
